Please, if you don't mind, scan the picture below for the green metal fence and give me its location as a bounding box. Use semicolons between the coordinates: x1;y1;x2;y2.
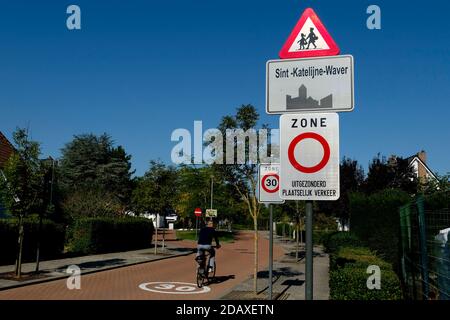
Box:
400;194;450;300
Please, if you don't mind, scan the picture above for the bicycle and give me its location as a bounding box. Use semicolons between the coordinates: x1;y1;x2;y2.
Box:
195;248;216;288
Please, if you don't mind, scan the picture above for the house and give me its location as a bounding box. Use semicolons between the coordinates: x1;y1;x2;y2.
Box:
0;131;15;170
0;131;15;217
407;150;437;183
388;150;437;184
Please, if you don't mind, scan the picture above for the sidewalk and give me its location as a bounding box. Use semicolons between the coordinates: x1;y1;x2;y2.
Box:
0;232;195;291
220;231;329;300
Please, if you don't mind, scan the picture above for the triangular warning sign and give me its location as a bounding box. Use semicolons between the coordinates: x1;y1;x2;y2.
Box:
279;8;340;59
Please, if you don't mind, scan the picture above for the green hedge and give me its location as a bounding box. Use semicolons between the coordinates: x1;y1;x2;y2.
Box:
67;217;154;255
329;245;403;300
349;189;410;272
330;246;391;270
424;191;450;210
323;231;363;253
0;218;65;265
176;230;235;242
330;266;403;300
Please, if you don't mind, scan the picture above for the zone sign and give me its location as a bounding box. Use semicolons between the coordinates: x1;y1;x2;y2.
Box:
279;113;340;201
258;164;284;203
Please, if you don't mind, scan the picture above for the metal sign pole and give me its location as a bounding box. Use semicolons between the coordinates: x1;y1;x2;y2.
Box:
258;164;284;300
154;226;158;255
195;216;198;240
305;200;313;300
210;176;213;210
162;227;165;253
269;203;273;300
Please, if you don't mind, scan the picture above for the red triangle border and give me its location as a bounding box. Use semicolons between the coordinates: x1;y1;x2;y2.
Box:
279;8;340;59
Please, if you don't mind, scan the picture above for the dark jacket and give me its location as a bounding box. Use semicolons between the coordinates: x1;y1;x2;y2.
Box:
198;227;220;246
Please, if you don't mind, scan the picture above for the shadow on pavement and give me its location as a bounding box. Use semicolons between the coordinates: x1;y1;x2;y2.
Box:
276;279;305;298
256;277;305;298
173;248;196;253
281;279;304;286
255;267;304;295
57;258;126;271
0;271;52;282
285;250;325;261
257;267;304;278
209;275;235;285
141;247;195;253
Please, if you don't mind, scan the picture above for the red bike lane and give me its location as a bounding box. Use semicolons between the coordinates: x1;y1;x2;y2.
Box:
0;231;284;300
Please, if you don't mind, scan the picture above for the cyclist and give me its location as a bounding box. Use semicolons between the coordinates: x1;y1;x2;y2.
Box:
196;220;221;272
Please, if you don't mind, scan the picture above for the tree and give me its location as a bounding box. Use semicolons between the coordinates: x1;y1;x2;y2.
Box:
318;157;364;225
0;128;44;277
338;157;364;229
131;160;179;215
213;104;268;294
364;154;418;195
35;157;57;273
176;165;212;226
420;173;450;194
62;188;123;219
59;133;134;215
278;200;306;259
176;165;244;228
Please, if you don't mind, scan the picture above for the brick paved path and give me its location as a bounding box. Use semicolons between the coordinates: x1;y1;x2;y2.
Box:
0;231;284;300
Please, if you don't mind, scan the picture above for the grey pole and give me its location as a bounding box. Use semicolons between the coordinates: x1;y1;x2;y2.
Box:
154;226;158;255
296;201;299;260
268;204;273;300
210;176;213;210
196;217;198;240
305;200;313;300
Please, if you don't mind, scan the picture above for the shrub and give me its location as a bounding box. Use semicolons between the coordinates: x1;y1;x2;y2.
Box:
424;191;450;210
329;246;403;300
323;231;363;253
62;189;123;220
313;212;338;231
314;230;337;246
67;217;154;254
330;246;391;271
349;189;410;271
176;230;235;242
330;266;403;300
0;218;65;265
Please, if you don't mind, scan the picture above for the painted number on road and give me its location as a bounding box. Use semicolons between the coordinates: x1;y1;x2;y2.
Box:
139;282;211;294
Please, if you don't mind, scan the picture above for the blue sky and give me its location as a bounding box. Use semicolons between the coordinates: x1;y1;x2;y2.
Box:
1;0;449;176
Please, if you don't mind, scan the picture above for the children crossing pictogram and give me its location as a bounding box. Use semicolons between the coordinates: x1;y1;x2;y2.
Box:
279;8;340;59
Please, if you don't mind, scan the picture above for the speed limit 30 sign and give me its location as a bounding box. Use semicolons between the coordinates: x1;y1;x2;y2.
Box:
280;113;340;201
258;164;285;203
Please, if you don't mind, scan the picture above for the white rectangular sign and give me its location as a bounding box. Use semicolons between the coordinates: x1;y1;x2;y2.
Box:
205;209;218;217
266;55;354;114
258;164;284;203
280;113;340;201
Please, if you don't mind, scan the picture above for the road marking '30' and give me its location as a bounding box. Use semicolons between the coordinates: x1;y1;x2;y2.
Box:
139;282;211;294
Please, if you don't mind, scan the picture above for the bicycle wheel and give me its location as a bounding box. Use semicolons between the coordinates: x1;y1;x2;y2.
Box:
210;261;216;279
196;269;203;288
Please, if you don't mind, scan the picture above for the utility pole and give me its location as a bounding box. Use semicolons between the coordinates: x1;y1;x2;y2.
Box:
305;200;313;300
